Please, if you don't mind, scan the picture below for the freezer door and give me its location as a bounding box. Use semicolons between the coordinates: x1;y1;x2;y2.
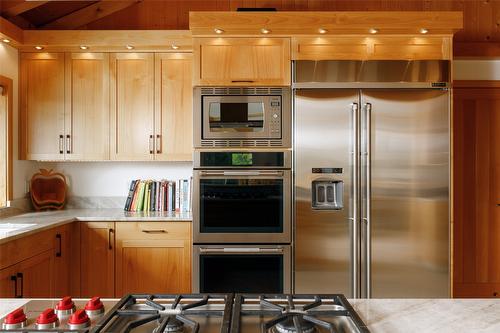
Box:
361;89;450;298
294;89;360;297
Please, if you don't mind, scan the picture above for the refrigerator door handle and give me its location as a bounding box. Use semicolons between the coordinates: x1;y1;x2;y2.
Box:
363;102;372;298
351;101;360;298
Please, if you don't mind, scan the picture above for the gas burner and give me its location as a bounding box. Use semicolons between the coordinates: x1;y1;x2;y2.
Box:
154;317;185;333
274;317;315;333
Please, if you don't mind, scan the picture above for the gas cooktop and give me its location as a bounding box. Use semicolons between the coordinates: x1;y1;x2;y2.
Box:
0;294;369;333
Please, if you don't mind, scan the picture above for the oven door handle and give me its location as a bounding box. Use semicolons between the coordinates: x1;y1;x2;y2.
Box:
199;171;284;177
199;247;284;254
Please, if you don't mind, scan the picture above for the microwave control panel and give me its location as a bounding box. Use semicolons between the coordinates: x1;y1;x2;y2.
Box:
269;97;282;136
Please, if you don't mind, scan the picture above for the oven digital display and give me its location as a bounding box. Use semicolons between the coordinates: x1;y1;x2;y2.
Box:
232;153;253;166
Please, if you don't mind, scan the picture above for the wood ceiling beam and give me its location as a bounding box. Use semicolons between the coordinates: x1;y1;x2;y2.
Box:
2;1;49;18
0;16;23;45
41;0;142;30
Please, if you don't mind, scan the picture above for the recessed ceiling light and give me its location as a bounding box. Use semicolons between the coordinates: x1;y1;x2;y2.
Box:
318;28;328;34
79;45;89;50
261;28;271;34
420;28;429;34
369;28;379;34
125;45;134;50
171;44;179;50
2;38;11;44
214;28;224;34
34;46;44;50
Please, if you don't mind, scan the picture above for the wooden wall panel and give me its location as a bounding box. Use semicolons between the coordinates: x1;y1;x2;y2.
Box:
453;88;500;298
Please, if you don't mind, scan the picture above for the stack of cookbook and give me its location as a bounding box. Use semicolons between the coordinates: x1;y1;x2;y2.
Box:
124;179;192;212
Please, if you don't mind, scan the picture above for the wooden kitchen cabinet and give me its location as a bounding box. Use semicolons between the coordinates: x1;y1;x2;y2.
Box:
115;222;191;295
20;52;65;160
53;223;80;297
453;87;500;298
155;53;193;161
193;38;291;86
65;53;110;160
110;53;155;161
80;222;115;297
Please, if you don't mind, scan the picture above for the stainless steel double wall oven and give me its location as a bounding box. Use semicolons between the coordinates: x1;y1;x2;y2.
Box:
192;87;292;293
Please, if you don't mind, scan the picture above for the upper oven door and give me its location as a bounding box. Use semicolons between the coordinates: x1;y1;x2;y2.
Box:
202;95;281;139
193;169;291;243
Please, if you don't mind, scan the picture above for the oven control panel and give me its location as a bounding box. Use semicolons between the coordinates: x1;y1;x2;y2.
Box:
269;97;282;136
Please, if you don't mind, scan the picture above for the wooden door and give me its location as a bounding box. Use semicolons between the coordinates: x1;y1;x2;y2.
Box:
20;53;65;160
453;88;500;298
53;223;80;297
155;53;193;161
110;53;155;160
80;222;115;297
0;264;18;297
65;53;110;160
193;38;291;86
19;250;54;298
115;222;191;295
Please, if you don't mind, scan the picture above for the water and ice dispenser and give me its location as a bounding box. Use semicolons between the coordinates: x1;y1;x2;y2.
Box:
311;179;344;210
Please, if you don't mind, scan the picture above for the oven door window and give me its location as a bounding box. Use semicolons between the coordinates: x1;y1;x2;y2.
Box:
208;102;264;132
200;254;283;293
200;179;283;233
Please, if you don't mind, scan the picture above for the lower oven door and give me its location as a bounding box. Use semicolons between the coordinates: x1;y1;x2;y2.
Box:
193;245;291;293
193;169;291;243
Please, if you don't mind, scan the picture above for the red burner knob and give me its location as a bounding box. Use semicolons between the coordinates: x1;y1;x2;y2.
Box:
4;308;27;325
55;296;75;311
85;297;105;316
68;310;90;328
36;309;58;325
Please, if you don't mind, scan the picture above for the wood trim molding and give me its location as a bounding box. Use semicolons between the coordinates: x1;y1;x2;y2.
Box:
20;30;192;52
189;11;463;36
453;80;500;88
0;17;23;45
2;1;49;18
0;75;13;201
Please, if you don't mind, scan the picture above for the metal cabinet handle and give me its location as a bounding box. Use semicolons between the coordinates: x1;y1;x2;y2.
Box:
17;273;23;298
59;135;64;154
231;80;254;83
55;233;62;257
108;228;114;250
350;102;360;298
200;171;284;177
156;134;161;154
10;275;17;298
364;102;372;298
494;291;498;297
141;229;167;234
149;135;154;154
66;135;71;154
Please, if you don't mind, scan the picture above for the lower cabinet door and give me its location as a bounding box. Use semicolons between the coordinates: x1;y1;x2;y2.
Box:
115;222;191;295
19;250;55;298
80;222;115;297
0;264;18;297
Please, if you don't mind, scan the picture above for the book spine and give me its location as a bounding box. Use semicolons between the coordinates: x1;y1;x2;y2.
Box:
124;180;137;211
175;180;180;212
137;181;145;211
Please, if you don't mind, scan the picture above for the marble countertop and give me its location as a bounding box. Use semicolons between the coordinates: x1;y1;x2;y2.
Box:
1;298;499;332
0;209;192;244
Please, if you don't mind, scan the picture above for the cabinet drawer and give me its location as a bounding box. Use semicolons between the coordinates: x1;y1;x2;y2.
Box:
116;222;190;240
0;228;54;270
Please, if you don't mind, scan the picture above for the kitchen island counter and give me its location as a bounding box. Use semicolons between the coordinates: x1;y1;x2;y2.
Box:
0;208;192;244
1;298;499;333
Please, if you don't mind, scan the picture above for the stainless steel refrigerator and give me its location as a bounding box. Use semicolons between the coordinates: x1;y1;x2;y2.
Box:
293;60;450;298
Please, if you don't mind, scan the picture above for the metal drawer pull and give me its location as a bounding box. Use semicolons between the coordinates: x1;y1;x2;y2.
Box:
149;135;154;154
156;134;161;154
66;135;71;154
141;229;168;234
59;135;64;154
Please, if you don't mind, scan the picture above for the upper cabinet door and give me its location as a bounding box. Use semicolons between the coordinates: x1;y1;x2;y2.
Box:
110;53;155;161
65;53;110;161
20;53;65;160
193;38;291;86
155;53;193;161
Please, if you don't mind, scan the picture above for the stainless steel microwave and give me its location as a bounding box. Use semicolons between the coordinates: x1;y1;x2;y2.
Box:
194;87;291;148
